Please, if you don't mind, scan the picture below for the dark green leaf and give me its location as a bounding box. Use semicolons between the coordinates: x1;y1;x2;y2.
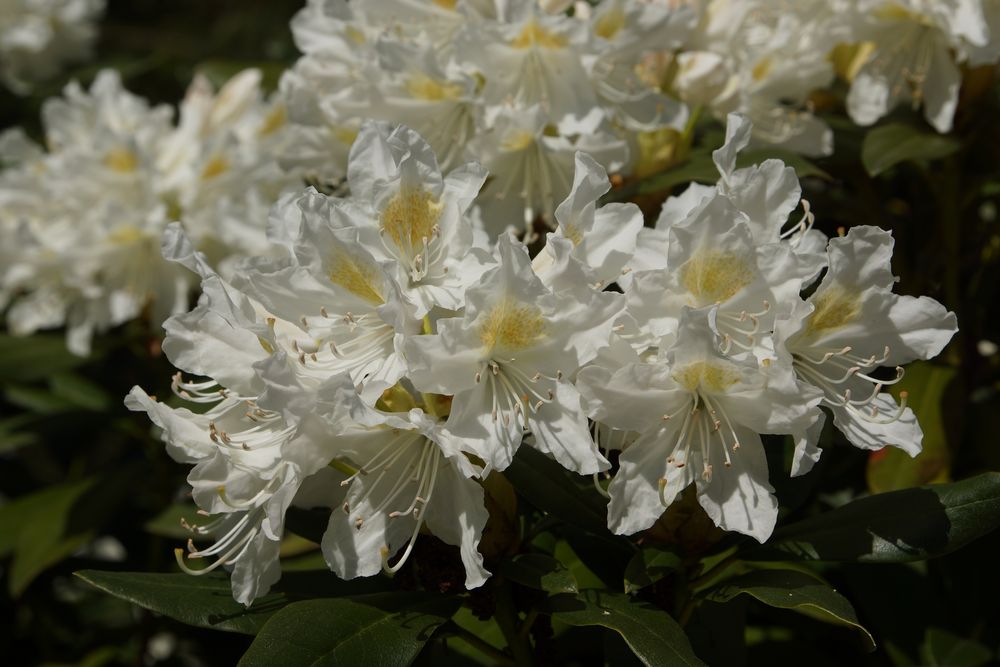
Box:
750;473;1000;563
921;628;993;667
545;590;706;667
861;123;960;176
637;154;719;196
50;372;113;411
0;333;91;381
0;477;96;593
505;447;609;537
4;383;81;414
702;568;875;650
238;592;461;666
623;547;682;594
75;569;391;635
737;148;832;180
500;553;578;594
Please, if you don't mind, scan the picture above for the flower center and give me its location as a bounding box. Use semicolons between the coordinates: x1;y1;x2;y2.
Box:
510;21;567;49
478;298;546;351
805;284;861;336
328;249;385;304
680;250;755;305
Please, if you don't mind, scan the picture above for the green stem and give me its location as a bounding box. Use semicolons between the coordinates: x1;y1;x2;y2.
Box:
687;551;740;591
444;622;516;667
518;608;540;641
495;581;536;666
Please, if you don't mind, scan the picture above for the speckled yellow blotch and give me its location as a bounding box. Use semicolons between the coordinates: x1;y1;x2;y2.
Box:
680;250;754;304
407;75;463;102
201;155;229;180
873;2;931;25
479;298;546;351
329;251;384;304
108;226;145;245
805;285;861;335
259;105;287;136
511;21;567;49
381;187;443;250
104;148;138;173
500;130;536;152
751;57;773;82
673;361;741;393
562;223;583;246
594;5;625;40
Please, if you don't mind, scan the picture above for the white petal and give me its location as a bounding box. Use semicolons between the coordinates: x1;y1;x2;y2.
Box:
696;429;778;543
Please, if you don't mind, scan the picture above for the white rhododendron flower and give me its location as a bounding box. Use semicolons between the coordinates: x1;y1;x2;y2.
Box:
845;0;993;132
777;225;957;475
407;234;621;474
578;307;819;540
0;0;104;93
124;116;957;604
0;68;302;354
279;0;694;232
322;378;491;589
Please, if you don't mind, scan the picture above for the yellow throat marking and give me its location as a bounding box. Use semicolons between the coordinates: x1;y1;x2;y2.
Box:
479;298;546;351
805;284;861;335
511;20;568;49
673;361;741;393
329;250;384;304
680;250;754;305
381;187;443;250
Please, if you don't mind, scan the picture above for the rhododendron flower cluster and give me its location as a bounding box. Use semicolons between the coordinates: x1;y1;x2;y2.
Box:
127;117;956;604
0;0;104;93
0;69;301;354
278;0;695;234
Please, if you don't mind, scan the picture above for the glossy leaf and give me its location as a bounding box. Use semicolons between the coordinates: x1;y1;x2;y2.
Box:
921;628;992;667
545;590;706;667
238;592;461;666
624;547;682;594
751;473;1000;563
500;553;578;594
0;333;92;381
861;123;960;176
76;569;391;635
505;447;608;536
702;568;875;650
0;477;96;594
738;148;832;180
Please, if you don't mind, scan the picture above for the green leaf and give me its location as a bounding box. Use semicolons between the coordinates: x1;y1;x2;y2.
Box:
238;592;461;666
75;569;391;635
0;477;96;594
861;123;960;176
701;568;875;651
750;473;1000;563
921;628;993;667
4;383;81;414
637;154;719;196
545;590;706;667
0;333;91;381
49;372;113;411
500;553;578;594
737;148;832;180
623;547;682;594
505;447;608;536
867;362;954;493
